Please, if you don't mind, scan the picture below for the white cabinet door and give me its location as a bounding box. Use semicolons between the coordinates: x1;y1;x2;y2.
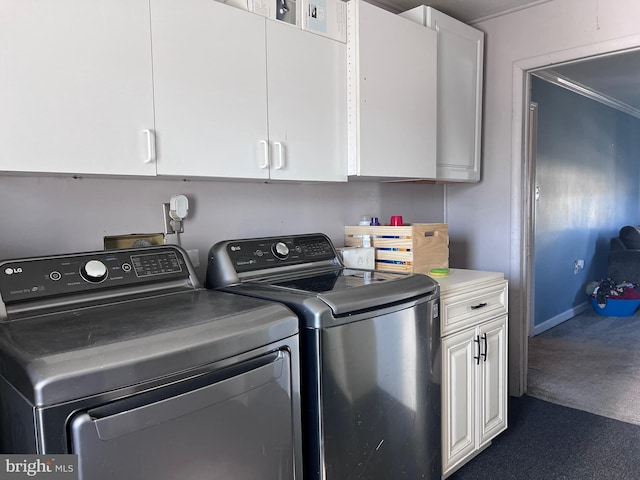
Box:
151;0;269;179
442;327;477;474
401;6;483;182
266;21;346;182
151;1;345;182
429;8;483;182
442;318;507;477
0;0;156;176
348;0;437;179
442;316;508;477
478;315;508;446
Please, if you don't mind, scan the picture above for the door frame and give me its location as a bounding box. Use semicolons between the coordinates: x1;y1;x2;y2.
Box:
511;37;640;396
526;101;538;338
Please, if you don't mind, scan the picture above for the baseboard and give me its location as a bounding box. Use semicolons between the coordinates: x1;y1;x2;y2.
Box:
531;301;591;336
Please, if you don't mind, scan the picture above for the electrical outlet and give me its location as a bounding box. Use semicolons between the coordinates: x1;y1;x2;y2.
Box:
574;259;585;275
162;203;175;235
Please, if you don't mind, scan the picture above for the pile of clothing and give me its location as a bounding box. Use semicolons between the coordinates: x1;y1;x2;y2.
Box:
586;278;640;306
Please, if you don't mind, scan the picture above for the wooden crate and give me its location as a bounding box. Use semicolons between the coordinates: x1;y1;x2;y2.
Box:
344;223;449;274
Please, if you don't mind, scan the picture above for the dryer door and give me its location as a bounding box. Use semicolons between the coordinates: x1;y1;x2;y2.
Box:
69;350;295;480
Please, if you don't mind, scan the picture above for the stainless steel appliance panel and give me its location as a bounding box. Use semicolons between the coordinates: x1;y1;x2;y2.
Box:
206;234;441;479
70;350;295;480
0;290;298;407
312;298;441;479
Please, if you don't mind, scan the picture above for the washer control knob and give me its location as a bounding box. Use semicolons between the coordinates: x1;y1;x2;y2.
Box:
81;260;108;283
272;242;290;260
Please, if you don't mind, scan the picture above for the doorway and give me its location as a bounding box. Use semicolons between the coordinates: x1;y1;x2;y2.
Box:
520;49;640;400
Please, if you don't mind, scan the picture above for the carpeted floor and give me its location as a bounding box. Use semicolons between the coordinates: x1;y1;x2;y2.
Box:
449;395;640;480
527;307;640;425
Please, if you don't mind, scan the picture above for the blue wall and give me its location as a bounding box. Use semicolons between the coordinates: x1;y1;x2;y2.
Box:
531;76;640;333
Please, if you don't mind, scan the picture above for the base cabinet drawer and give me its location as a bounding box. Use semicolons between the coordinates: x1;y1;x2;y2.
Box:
441;280;507;336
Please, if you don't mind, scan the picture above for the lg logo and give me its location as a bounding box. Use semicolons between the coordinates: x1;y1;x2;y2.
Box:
4;267;23;275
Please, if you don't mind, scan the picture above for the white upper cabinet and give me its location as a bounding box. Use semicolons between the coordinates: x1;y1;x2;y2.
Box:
150;0;269;180
401;6;484;182
1;0;345;181
347;0;437;180
0;0;156;176
266;21;347;182
151;0;346;182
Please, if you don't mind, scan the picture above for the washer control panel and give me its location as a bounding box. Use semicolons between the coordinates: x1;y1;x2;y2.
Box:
0;247;189;304
221;234;337;273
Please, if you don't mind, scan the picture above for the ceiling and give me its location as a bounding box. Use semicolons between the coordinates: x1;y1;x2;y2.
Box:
366;0;640;117
533;50;640;117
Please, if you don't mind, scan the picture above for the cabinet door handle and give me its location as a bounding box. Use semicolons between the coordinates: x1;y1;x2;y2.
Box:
474;335;481;365
470;302;488;310
274;141;285;170
259;140;269;169
142;129;156;164
481;333;488;362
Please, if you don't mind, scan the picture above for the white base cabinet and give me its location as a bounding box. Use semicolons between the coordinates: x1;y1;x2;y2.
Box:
401;6;484;182
437;269;508;478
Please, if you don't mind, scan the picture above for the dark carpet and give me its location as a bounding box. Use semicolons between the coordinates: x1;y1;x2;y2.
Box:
449;395;640;480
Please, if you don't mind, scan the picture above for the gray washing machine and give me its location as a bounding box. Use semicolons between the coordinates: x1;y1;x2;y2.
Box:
206;233;441;480
0;245;302;479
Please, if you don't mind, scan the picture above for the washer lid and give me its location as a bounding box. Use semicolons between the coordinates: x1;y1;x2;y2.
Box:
0;290;297;406
258;268;438;315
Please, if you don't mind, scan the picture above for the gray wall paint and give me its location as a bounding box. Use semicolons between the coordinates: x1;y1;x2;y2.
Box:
0;175;444;281
531;77;640;331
